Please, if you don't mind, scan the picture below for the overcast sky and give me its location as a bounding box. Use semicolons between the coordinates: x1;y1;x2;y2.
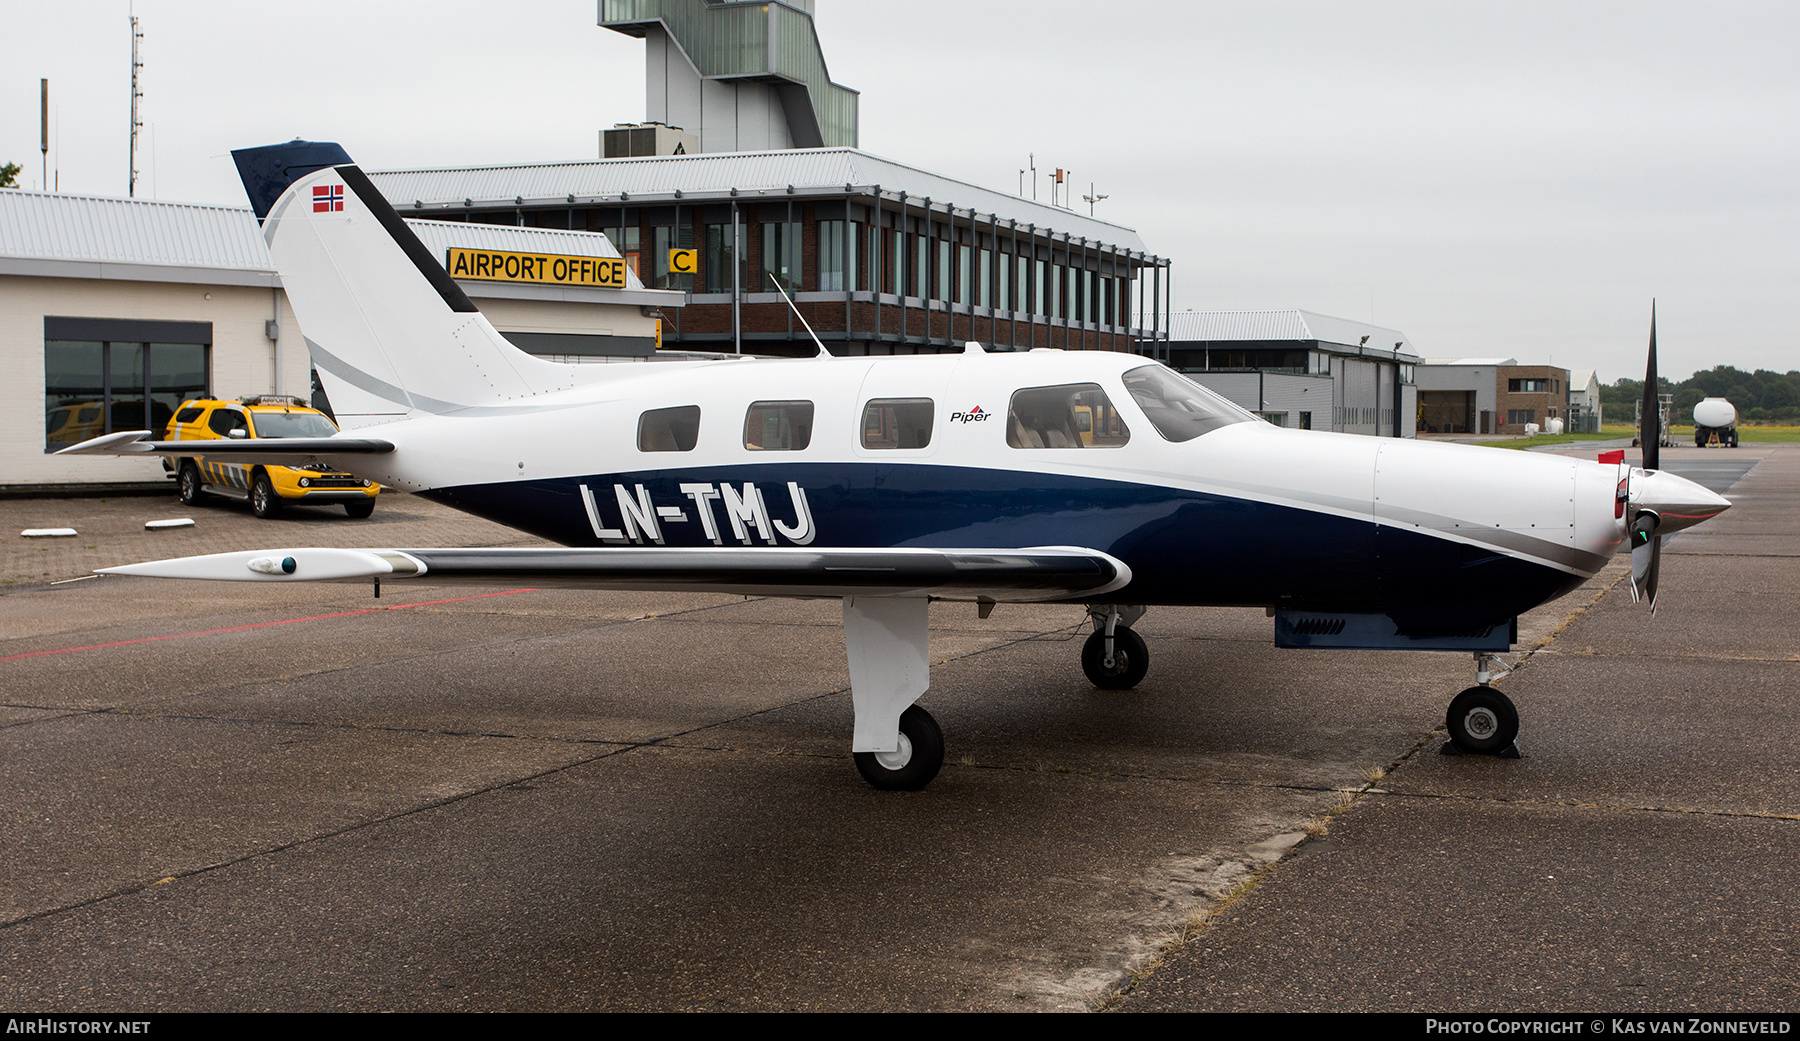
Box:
3;1;1794;380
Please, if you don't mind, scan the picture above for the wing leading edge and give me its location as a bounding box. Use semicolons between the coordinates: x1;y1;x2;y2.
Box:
98;545;1132;602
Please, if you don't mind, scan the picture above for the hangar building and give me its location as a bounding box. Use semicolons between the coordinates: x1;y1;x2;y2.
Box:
1155;310;1419;437
1417;359;1573;435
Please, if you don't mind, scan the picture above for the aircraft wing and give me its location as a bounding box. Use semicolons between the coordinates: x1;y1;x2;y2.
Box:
54;431;395;467
97;545;1132;602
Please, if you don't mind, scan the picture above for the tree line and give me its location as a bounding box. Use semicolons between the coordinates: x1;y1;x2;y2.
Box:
1601;366;1800;424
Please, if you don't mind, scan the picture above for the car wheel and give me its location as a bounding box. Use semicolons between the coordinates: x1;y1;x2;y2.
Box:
178;462;204;506
251;472;283;519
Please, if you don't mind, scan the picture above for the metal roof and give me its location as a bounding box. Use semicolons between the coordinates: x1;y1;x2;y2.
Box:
1168;309;1420;360
0;190;669;298
1422;357;1517;366
366;147;1150;252
406;219;647;290
0;189;273;274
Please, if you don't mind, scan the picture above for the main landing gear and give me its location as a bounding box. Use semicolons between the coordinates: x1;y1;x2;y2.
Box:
1443;652;1520;757
839;600;1153;791
1082;605;1148;690
852;704;944;791
842;597;946;791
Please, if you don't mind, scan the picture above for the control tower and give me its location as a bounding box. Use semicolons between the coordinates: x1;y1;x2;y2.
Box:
601;0;859;152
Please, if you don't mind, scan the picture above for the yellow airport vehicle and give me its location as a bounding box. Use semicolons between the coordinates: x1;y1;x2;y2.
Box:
162;396;380;518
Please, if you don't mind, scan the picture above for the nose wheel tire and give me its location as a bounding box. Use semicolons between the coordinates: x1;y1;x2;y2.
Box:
344;500;375;519
1082;627;1149;690
1446;686;1519;755
178;463;204;506
250;472;283;519
854;705;944;791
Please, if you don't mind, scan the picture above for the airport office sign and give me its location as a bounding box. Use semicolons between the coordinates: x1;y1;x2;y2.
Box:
446;247;628;288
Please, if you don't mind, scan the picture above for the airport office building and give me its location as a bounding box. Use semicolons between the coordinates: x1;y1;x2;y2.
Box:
568;0;1174;356
1;189;674;491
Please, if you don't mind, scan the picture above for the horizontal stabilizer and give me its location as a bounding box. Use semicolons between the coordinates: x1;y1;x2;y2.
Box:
55;431;395;466
100;545;1131;601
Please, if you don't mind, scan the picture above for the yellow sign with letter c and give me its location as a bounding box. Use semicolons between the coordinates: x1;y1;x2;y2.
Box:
668;249;698;275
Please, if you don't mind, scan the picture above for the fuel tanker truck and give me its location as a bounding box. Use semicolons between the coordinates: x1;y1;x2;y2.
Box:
1694;397;1739;447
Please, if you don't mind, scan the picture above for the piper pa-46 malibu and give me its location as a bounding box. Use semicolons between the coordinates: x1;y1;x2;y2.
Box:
61;140;1731;790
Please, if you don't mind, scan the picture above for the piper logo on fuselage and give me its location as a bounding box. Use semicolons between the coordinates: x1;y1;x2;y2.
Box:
950;406;991;424
577;480;816;546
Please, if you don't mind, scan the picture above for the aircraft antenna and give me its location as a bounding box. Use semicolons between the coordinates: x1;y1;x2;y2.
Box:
768;273;829;358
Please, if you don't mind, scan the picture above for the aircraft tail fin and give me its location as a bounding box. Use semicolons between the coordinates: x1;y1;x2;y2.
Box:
231;140;579;429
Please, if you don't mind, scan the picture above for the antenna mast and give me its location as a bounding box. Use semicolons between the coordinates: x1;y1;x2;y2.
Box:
129;16;143;197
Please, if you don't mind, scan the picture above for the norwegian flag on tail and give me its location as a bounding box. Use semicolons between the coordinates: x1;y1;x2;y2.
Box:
312;184;344;212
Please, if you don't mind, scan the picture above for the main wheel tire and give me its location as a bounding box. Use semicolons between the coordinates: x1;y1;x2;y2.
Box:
250;472;283;519
853;705;945;791
344;500;375;519
1446;686;1519;755
178;462;204;506
1081;626;1149;690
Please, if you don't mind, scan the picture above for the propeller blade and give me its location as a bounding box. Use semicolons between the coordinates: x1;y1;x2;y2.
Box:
1628;513;1661;611
1641;301;1660;472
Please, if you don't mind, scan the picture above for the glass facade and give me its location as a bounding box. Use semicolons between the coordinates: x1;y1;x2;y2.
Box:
45;326;208;451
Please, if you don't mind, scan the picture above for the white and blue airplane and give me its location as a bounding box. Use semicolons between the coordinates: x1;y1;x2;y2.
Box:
60;141;1731;790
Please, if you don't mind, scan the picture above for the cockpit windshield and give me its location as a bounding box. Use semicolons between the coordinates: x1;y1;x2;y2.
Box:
1120;365;1257;442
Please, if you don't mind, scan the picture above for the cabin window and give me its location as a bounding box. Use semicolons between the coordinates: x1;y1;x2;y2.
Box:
1006;384;1129;449
1121;365;1256;442
638;406;701;452
861;398;934;450
744;401;814;451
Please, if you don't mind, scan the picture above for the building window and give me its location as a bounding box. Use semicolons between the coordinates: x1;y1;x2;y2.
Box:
1506;409;1537;426
957;244;971;305
978;249;991;309
937;239;952;303
818;220;854;293
606;224;642;281
704;223;736;294
44;318;209;452
997;253;1010;310
761;221;801;292
1508;378;1548;393
1034;260;1046;317
652;224;693;292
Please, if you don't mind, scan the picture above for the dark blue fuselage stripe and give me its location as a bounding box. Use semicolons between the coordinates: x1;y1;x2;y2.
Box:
421;462;1581;633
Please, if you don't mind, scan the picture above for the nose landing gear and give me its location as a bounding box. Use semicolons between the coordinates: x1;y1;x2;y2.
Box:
1443;652;1521;757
